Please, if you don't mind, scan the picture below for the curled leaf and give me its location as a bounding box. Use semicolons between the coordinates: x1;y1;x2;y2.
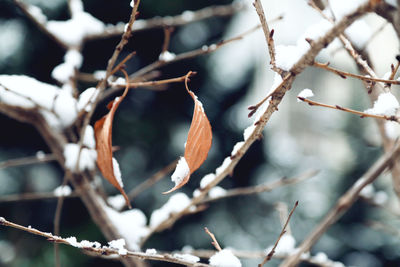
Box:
94;70;131;208
165;72;212;193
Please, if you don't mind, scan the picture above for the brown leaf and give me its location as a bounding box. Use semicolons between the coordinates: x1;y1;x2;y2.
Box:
94;71;131;208
165;72;212;193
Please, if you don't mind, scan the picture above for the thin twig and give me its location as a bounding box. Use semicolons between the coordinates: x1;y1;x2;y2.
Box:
0;192;78;203
200;170;319;204
297;96;399;122
0;153;56;169
127;159;178;201
259;201;298;267
281;141;400;267
204;227;222;251
313;61;400;85
54;176;68;267
84;2;246;40
253;0;277;68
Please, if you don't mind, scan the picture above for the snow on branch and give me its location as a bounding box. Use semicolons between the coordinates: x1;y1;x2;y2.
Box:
0;75;78;130
0;217;211;267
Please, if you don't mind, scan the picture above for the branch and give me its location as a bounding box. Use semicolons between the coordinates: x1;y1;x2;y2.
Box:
0;153;56;169
259;201;298;267
0;191;78;203
313;61;400;85
280;141;400;267
297;96;399;122
84;2;246;40
199;170;318;204
204;227;222;251
0;217;211;267
253;0;277;68
127;159;178;201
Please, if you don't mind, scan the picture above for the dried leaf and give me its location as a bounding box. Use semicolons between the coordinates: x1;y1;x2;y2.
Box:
94;73;131;208
165;73;212;193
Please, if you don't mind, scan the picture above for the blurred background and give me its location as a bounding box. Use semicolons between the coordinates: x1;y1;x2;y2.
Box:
1;0;400;266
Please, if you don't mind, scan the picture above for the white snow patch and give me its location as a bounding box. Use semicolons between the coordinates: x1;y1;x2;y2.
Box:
243;125;256;140
46;12;105;46
65;236;80;247
83;125;96;149
209;249;241;267
373;191;388;205
149;193;191;228
112;158;124;188
209;186;227;198
52;49;83;83
231;141;244;156
27;5;47;24
266;234;296;256
108;239;128;255
93;70;106;80
103;205;149;251
384;121;400;140
174;253;200;263
360;184;374;198
145;248;157;255
80;240;101;248
171;157;190;187
64;143;97;172
107;194;126;210
159;51;176;62
36;151;46;160
78;87;99;112
297;88;314;101
182;10;195;22
330;0;369;21
200;173;216;189
216;157;232;175
275;45;305;71
313;252;328;263
53;185;72;197
364;92;399;116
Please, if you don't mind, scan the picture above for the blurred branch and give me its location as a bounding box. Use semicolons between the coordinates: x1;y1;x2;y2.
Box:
281;141;400;267
0;192;78;203
85;2;247;40
0;217;211;267
128;159;178;202
0;153;56;169
13;0;68;49
297;95;399;122
200;170;319;204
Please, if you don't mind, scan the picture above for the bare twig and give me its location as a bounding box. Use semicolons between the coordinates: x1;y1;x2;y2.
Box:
281;141;400;267
297;95;399;122
128;159;178;201
85;2;246;40
313;61;400;85
0;153;56;169
0;217;211;267
253;0;277;68
204;227;222;251
259;201;298;267
13;0;68;49
200;170;319;204
54;176;68;267
0;192;78;203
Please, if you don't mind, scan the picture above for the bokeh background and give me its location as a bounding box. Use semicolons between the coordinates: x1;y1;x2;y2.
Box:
1;0;400;266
